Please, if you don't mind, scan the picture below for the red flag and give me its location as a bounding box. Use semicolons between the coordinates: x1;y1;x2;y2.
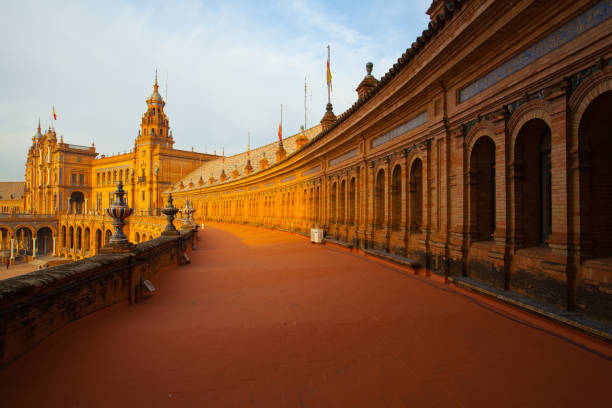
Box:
52;106;57;120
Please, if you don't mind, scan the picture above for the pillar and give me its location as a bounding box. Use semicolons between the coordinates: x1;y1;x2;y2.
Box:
84;198;88;215
52;236;56;256
10;239;14;260
32;237;37;258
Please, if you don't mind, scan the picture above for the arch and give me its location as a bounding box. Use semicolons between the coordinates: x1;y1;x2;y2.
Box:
349;177;356;224
95;229;102;253
339;179;346;223
331;182;337;223
36;227;53;255
0;227;10;251
36;224;57;235
391;164;402;229
61;226;67;249
569;66;612;146
465;120;496;157
68;226;74;249
15;227;33;255
513;118;552;247
508;100;553;161
76;227;82;251
577;90;612;258
105;229;112;245
409;158;423;231
135;232;140;243
69;191;85;214
83;227;90;253
468;136;496;241
375;169;385;227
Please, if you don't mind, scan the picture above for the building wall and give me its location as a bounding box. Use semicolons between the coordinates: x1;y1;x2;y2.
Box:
169;0;612;322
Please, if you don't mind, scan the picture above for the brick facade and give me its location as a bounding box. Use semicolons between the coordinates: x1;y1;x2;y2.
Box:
170;0;612;322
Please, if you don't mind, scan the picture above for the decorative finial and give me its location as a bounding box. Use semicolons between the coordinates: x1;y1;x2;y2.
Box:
37;118;41;132
366;62;373;76
154;69;159;92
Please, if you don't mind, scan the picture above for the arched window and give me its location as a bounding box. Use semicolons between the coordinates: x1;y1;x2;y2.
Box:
409;160;423;231
97;173;100;186
331;182;337;223
514;119;551;247
578;91;612;258
339;180;346;223
349;178;356;224
375;169;385;227
391;165;402;229
470;137;496;241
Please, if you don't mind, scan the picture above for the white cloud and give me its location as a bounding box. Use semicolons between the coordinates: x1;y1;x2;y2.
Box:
0;0;430;180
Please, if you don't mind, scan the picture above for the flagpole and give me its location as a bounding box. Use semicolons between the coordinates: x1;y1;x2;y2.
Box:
280;104;283;141
327;45;331;105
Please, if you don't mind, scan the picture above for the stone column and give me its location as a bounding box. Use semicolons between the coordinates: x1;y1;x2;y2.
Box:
10;239;14;260
32;237;37;258
84;198;88;215
52;236;56;256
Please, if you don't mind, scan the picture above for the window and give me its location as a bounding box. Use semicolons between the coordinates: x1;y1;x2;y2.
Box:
71;173;76;186
79;174;84;185
142;191;145;201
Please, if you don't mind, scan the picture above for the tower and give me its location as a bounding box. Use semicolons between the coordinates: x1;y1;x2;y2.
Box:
136;72;173;149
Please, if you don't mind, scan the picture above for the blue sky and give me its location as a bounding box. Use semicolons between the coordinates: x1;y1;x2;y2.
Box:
0;0;432;180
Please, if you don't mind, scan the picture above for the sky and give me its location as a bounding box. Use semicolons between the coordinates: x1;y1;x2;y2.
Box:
0;0;432;181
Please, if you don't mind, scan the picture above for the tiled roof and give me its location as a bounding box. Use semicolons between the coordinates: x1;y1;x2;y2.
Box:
0;182;25;201
170;125;321;192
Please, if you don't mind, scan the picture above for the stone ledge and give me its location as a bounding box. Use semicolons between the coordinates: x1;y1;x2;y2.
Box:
449;276;612;342
324;238;353;249
363;248;421;269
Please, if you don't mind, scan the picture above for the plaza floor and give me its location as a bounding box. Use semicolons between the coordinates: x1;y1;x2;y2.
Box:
0;222;610;407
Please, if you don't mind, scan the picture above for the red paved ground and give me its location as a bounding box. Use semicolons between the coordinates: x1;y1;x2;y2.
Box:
1;222;611;407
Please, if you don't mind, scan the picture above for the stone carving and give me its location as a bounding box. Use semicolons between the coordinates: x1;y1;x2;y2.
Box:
161;193;180;236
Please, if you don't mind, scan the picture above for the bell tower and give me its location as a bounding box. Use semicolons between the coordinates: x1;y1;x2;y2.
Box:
136;71;173;149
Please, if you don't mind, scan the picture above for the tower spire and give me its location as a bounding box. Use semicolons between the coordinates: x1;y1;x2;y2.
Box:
154;69;159;92
37;118;41;132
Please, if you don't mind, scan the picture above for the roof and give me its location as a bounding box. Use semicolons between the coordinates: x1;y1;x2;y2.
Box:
0;182;25;201
170;125;322;192
168;0;466;193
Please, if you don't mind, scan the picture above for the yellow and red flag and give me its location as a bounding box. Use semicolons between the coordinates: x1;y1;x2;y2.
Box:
52;106;57;120
326;59;332;92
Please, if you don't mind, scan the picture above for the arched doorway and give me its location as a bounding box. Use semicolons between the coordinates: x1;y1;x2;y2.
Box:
69;226;74;250
61;226;66;249
375;169;385;228
391;165;402;230
514;119;552;247
36;227;53;255
331;182;337;223
0;228;9;252
76;227;82;252
83;227;90;254
95;229;102;253
105;229;112;245
69;191;85;214
349;178;356;224
135;233;140;243
470;137;496;241
15;227;33;256
339;180;346;224
578;91;612;258
409;159;423;232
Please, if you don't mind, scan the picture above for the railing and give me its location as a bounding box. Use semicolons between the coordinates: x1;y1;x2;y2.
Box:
0;230;196;368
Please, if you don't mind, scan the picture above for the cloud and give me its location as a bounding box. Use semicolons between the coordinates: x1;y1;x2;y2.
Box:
0;0;430;180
